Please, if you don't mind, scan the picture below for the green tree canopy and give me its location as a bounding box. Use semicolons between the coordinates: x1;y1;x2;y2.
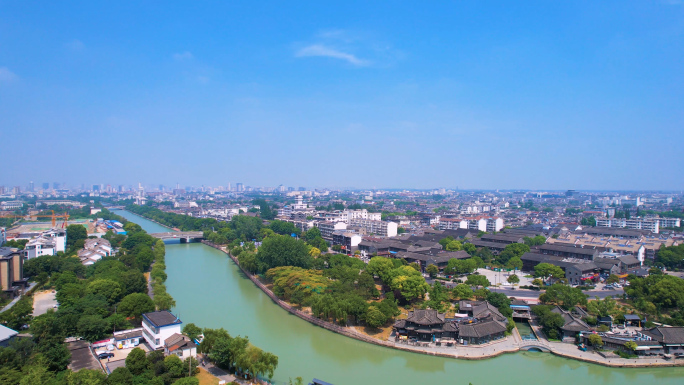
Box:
256;235;312;272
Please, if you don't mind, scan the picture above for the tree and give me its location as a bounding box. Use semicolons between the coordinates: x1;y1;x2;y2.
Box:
308;247;321;258
587;296;617;318
452;284;474;300
66;369;107;385
606;275;620;285
367;257;394;283
426;264;439;278
588;333;603;347
164;354;184;379
125;347;149;375
445;240;463;251
304;227;322;242
107;367;133;385
77;315;110;342
117;293;155;320
532;278;544;287
523;235;547;247
182;323;202;342
387;266;430;302
540;284;587;310
506;257;523;271
465;274;490;288
497;244;530;265
534;263;565;283
463;242;477;255
256;235;312;272
507;274;520;286
409;262;421;272
87;279;122;305
624;340;637;352
365;306;387;328
66;224;88;250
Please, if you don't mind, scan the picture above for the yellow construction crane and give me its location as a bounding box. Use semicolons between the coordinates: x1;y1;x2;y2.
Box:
0;210;70;228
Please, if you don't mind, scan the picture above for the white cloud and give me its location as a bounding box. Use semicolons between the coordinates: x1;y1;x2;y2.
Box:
0;67;18;83
65;39;85;51
295;44;369;66
173;51;194;61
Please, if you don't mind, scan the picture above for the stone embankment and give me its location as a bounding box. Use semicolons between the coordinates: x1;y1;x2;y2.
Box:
201;240;682;368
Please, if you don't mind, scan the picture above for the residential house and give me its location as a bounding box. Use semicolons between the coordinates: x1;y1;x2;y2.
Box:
142;311;183;350
164;333;197;359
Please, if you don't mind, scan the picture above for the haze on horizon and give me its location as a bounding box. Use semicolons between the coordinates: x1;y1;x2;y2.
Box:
1;1;683;191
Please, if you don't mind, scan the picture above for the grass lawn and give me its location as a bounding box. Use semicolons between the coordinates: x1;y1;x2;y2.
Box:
196;368;220;385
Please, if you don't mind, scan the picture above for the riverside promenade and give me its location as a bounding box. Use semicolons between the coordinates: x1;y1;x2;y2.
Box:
203;240;682;368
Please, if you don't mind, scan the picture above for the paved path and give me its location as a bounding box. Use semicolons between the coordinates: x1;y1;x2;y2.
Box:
200;357;238;384
0;282;37;313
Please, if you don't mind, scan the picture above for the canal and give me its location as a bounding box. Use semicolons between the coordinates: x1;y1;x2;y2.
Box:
114;210;684;385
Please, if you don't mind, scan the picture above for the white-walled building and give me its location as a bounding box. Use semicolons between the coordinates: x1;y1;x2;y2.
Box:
142;311;183;350
438;217;503;233
316;221;348;241
24;237;57;259
596;218;663;233
343;209;381;222
0;201;23;210
41;229;67;252
348;219;398;237
0;228;5;247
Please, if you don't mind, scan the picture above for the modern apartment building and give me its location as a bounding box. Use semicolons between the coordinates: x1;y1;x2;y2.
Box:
344;209;381;222
595;218;666;233
348;218;398;237
316;221;348;241
438;217;504;232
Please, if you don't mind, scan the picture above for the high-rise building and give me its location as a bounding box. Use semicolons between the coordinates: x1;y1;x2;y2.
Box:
0;186;5;194
119;185;125;193
12;186;21;194
29;181;34;192
298;187;306;191
42;183;49;190
227;182;232;192
53;182;60;189
92;185;99;192
236;183;244;192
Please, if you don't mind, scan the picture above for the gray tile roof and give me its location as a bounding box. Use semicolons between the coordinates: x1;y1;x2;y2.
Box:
143;311;182;328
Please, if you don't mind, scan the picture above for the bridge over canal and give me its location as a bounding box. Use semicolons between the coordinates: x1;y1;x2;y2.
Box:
149;231;204;243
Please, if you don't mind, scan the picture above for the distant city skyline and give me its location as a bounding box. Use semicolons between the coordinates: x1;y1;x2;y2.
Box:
1;2;683;190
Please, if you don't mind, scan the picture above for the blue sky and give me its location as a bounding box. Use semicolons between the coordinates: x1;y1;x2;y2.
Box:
1;1;683;190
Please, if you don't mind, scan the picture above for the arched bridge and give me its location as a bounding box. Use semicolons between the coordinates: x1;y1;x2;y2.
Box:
519;343;551;352
149;231;204;243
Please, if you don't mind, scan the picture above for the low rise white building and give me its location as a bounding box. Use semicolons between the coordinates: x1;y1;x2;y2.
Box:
142;311;183;350
438;216;504;232
316;221;348;241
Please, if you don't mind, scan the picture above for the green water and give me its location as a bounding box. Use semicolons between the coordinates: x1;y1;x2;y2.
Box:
114;210;684;385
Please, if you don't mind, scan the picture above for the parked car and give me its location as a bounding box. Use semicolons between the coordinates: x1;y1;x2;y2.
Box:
98;352;114;360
